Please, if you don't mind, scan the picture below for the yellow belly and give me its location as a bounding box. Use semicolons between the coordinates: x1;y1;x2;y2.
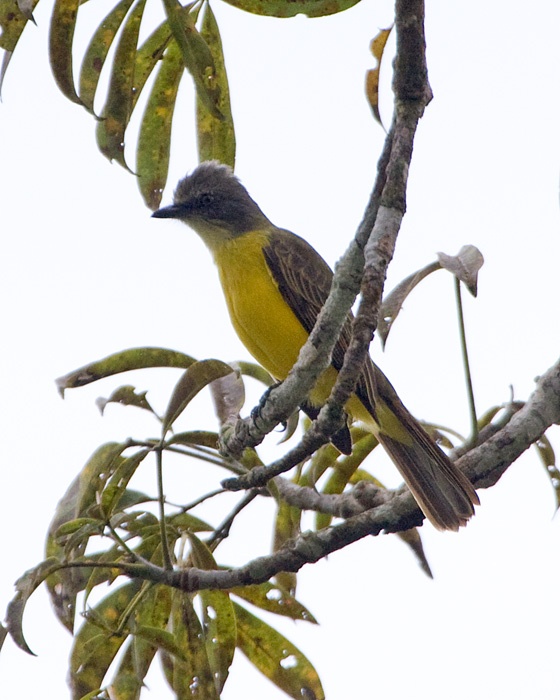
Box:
211;231;398;438
212;232;335;405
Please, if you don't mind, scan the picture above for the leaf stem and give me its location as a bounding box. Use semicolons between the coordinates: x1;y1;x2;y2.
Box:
454;276;478;443
156;443;173;570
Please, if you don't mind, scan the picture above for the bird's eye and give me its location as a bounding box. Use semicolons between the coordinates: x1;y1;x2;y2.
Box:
199;192;213;207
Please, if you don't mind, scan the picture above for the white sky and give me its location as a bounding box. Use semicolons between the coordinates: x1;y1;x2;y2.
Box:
1;0;560;698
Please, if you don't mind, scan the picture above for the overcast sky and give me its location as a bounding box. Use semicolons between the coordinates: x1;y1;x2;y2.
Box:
1;0;560;698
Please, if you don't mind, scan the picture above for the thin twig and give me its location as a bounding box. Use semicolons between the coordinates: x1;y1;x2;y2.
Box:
156;444;173;570
455;276;478;443
205;491;258;548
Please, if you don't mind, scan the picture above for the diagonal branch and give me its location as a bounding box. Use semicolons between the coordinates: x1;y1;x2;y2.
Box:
59;356;560;596
221;0;432;488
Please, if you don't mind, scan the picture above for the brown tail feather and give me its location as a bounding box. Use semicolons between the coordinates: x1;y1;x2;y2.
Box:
376;431;478;531
363;364;479;531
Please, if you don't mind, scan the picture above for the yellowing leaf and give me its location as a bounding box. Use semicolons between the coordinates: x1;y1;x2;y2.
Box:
235;602;324;700
161;0;222;120
96;0;147;168
231;582;318;623
0;0;40;53
78;0;136;113
137;39;184;209
49;0;83;105
170;593;219;700
69;582;142;699
365;26;392;126
196;2;236;167
315;432;378;530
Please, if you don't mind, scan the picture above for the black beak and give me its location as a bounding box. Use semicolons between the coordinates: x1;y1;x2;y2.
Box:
152;204;182;219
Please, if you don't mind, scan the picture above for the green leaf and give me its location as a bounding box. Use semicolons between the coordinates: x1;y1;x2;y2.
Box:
315;433;378;530
56;346;196;393
78;0;136;113
272;500;301;595
107;584;173;698
231;582;317;623
96;0;147;168
163;359;234;432
234;602;324;700
477;405;502;430
105;669;141;700
237;361;275;387
134;624;188;660
137;39;185;209
170;592;219;700
49;0;83;104
0;0;40;53
69;581;143;700
100;449;150;518
96;384;156;416
196;2;235;167
220;0;360;17
161;0;222;120
168;511;213;533
44;446;127;631
6;558;62;654
73;442;129;517
132;21;172;101
301;440;341;488
200;587;236;693
116;488;153;510
396;528;433;579
83;546;126;607
54;517;104;537
166;430;220;449
187;534;236;693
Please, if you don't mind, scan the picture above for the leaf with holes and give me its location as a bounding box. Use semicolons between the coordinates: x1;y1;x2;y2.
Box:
234;602;324;700
96;0;147;168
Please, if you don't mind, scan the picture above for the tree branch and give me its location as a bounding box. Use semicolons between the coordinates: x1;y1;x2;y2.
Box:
58;356;560;598
222;0;432;488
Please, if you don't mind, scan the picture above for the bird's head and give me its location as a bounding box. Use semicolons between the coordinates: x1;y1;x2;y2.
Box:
152;161;269;246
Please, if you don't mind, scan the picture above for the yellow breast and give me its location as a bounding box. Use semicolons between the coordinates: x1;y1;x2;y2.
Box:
212;231;309;381
210;231;373;417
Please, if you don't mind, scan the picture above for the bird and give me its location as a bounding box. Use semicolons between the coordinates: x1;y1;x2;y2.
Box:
152;160;479;530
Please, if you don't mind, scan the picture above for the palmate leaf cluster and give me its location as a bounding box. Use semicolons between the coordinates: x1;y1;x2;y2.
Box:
0;0;369;209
